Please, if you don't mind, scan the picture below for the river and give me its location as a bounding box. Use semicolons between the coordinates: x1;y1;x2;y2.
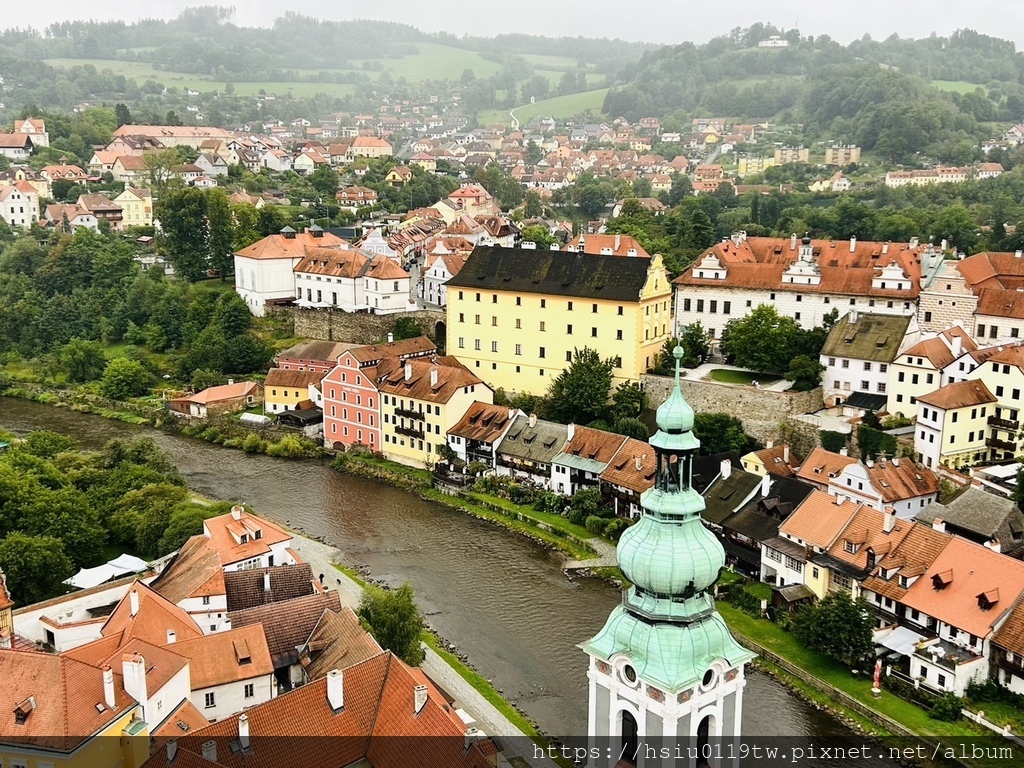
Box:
1;398;896;762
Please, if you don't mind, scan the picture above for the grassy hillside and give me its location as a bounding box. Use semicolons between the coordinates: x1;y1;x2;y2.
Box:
479;88;609;126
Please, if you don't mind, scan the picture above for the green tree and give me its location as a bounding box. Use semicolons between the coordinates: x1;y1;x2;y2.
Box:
720;305;802;373
693;413;754;455
547;347;614;425
678;323;712;368
58;338;107;382
357;583;425;666
611;417;649;440
310;164;339;199
99;358;151;400
114;102;132;127
520;224;556;248
610;381;646;422
792;591;874;667
22;431;77;459
190;369;224;391
786;355;826;391
0;532;73;604
157;187;210;281
566;487;603;525
391;316;422;341
206;188;235;280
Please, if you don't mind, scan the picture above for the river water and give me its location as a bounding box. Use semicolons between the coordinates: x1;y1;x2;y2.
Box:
1;398;897;763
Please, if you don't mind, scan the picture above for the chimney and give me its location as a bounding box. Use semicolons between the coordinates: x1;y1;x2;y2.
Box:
932;518;946;533
227;378;234;386
614;234;621;252
850;235;857;253
766;439;774;449
103;666;116;709
882;242;889;254
231;505;244;520
985;538;1002;554
839;447;849;457
430;368;439;388
414;684;429;715
849;309;858;324
635;454;645;471
891;456;900;467
866;458;874;468
464;727;482;751
941;238;948;252
951;335;962;356
201;741;217;762
166;740;178;764
760;473;771;497
238;714;250;750
790;233;797;251
883;507;897;534
720;459;732;479
387;332;394;343
129;588;139;617
166;630;176;645
783;445;790;463
327;668;344;710
567;423;575;441
404;363;412;381
910;236;919;249
528;413;537;428
1017;250;1023;259
263;571;271;594
879;455;888;468
122;653;147;707
550;242;559;250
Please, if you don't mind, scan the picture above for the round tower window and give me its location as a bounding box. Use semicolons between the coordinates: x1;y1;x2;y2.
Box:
702;669;716;689
622;664;637;685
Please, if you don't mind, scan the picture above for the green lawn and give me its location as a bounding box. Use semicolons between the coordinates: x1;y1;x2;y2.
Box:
708;368;782;386
931;79;985;94
348;42;503;82
462;490;594;542
480;88;609;126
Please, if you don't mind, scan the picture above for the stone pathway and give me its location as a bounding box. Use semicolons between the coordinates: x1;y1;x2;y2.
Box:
563;537;618;571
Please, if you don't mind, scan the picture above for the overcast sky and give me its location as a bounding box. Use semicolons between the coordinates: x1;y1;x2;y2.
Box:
5;1;1022;47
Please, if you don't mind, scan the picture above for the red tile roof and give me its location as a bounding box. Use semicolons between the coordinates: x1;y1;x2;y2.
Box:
346;336;436;365
916;380;997;410
795;447;856;488
780;491;861;549
170;625;274;689
861;522;952;601
599;437;656;494
566;233;650;258
201;508;292;568
101;581;204;647
375;356;486;404
235;231;347;260
448;401;515;443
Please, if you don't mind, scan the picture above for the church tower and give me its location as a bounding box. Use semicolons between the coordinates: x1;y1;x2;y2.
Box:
580;346;754;767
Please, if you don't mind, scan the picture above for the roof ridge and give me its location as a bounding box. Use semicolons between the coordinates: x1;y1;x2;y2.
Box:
365;652;394;752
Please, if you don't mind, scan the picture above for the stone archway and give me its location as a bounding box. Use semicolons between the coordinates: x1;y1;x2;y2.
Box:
434;320;447;354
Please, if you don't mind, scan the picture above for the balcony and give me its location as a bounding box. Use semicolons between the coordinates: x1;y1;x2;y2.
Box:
987;415;1019;431
396;425;425;440
394;407;423;420
986;437;1016;452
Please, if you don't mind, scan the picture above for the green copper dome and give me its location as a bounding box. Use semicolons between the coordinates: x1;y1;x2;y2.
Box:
656;346;695;434
580;339;755;686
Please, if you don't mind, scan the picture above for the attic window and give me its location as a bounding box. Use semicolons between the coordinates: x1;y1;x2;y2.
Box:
254;529;262;540
844;337;854;345
14;696;35;724
234;639;252;665
898;575;909;588
239;534;249;544
978;589;999;610
843;540;856;554
95;703;106;713
932;569;953;590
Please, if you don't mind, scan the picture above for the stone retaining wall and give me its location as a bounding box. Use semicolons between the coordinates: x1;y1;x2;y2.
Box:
641;374;823;444
274;306;447;348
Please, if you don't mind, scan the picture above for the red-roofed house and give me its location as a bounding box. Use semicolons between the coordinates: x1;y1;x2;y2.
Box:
168;381;263;419
293;246;412;313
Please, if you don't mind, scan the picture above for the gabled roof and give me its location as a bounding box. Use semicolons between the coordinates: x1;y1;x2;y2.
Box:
276;340;357;364
229;592;342;669
917;488;1024;541
265;368;323;390
299;606;383;682
175;381;261;406
748;444;797;477
170;624;274;689
101;581;204;647
201;508;292;568
556;426;626;469
375;356;485;404
497;414;568;464
446;245;661;302
0;650;133;746
903;537;1024;637
344;336;436;366
779;490;861;549
864;459;940;502
701;467;763;525
861;522;952;601
900;327;977;369
565;233;650;258
916;380;996;411
447;401;515;444
821;312;913;362
223;563;317;612
150;535;226;605
599;438;656;494
992;595;1024;656
795;447;856;486
824;506;912;577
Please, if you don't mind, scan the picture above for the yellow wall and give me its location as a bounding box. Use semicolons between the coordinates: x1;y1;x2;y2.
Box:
936;407;989;468
265;385;310;413
886;358;941;418
445;256;672;396
0;707;149;768
381;385;492;467
740;451;766;476
114;191;153;228
804;560;830;600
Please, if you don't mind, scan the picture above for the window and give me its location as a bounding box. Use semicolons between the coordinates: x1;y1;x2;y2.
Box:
592;303;598;313
880;364;888;373
767;548;782;562
591;327;598;337
979;324;986;337
202;596;210;606
492;294;497;303
474;339;481;351
864;362;872;371
244;683;255;698
515;344;522;356
877;382;886;393
912;373;919;385
567;324;573;335
684;298;692;312
491;341;498;353
924;311;932;323
844;541;856;554
997;386;1005;397
492;316;498;326
828;357;836;366
566;351;573;362
515;318;521;329
618;306;624;315
516;296;521;306
898;371;905;382
841;359;849;369
723;301;731;315
616;330;623;340
540;299;546;308
796;294;802;302
458;337;464;349
696;299;704;312
540;321;546;332
812;567;820;579
784;556;803;573
567;301;573;310
709;300;717;314
204;692;216;709
475;292;481;302
861;380;869;390
539;347;546;359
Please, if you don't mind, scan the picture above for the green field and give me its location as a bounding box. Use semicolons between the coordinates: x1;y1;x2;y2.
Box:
347;42;502;81
479;88;609;126
931;79;985;93
708;368;782;385
519;53;583;68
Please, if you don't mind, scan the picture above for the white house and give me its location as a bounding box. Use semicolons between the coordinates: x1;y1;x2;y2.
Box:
829;456;939;517
293;245;413;314
0;181;39;229
418;241;467;308
357;227;401;261
233;226;348;316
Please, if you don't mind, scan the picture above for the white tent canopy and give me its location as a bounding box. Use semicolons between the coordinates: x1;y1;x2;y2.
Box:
64;554;150;590
874;625;926;658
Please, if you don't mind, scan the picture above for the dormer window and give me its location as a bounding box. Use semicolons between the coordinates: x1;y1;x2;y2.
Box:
978;589;999;610
932;569;953;590
254;530;262;540
843;540;856;554
898;575;909;588
240;534;249;544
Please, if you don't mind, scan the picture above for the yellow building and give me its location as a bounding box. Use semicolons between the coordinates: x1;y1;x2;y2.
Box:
737;155;775;176
915;380;996;469
825;145;861;166
264;368;322;414
773;146;809;165
886;327;975;419
113;187;153;229
377;356;492;467
445;246;673;396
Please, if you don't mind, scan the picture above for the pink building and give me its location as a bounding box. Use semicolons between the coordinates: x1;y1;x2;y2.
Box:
322;336;435;450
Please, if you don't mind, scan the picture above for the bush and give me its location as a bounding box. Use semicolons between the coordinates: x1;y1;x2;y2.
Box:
242;433;267;454
266;435;305;458
930;693;965;722
585;515;607;534
729;584;762;616
820;430;848;454
99;358;151;400
604;518;630;540
532;490;564;513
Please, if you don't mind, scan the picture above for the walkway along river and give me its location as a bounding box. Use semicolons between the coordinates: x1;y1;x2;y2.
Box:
0;398;897;764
